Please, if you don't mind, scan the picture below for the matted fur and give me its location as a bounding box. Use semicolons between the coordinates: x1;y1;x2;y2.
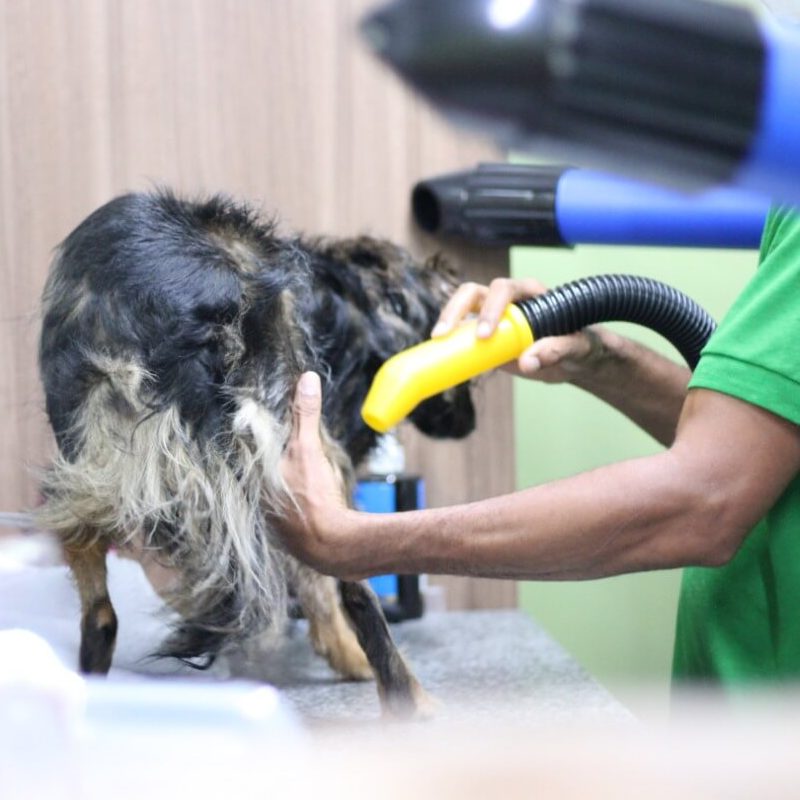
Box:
37;190;475;667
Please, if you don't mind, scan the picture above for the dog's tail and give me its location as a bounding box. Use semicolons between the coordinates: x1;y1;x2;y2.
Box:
36;355;291;662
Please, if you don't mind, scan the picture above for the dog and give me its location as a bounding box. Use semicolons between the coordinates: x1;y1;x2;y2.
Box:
36;190;475;718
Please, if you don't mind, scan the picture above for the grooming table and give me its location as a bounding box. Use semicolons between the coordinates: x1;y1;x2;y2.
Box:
6;538;798;797
0;538;629;728
230;609;632;727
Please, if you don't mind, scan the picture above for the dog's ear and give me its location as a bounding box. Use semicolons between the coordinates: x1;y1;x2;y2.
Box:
423;251;459;284
409;385;476;440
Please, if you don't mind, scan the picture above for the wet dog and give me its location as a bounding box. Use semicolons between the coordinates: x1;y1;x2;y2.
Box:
36;190;474;717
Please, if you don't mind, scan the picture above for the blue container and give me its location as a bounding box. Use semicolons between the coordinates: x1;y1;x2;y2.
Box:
353;475;426;620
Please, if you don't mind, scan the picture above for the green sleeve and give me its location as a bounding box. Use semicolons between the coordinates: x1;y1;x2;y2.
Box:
689;208;800;426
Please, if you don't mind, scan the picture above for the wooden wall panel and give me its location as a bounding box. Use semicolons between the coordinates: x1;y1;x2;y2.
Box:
0;0;516;608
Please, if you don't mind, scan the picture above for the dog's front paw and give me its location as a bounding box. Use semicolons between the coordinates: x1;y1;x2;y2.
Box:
325;636;374;681
309;617;374;681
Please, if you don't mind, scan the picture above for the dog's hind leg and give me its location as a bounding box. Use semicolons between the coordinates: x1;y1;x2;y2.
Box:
286;561;373;681
63;536;118;674
338;580;434;720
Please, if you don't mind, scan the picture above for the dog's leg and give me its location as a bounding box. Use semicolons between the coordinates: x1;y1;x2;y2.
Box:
287;561;372;680
338;580;433;720
63;537;118;674
301;434;430;714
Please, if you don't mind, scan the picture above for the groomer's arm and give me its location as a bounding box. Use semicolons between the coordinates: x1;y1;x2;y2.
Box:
434;278;690;446
281;374;800;581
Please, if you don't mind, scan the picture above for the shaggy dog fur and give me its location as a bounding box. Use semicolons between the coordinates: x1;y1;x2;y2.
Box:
36;190;475;717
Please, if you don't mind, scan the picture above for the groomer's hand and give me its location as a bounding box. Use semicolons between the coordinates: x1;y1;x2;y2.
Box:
280;372;361;578
431;277;606;384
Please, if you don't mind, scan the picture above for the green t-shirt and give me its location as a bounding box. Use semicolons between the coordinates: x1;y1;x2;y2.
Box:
673;207;800;684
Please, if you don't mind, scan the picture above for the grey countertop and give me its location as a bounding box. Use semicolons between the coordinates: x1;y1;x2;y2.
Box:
231;609;633;728
0;551;632;729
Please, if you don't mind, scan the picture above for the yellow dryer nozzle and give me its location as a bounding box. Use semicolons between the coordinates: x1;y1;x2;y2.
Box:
361;304;534;433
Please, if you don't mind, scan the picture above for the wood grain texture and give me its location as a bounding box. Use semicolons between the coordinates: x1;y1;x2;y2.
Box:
0;0;516;608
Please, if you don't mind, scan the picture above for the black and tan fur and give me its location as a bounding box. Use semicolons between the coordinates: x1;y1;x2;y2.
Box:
37;190;475;717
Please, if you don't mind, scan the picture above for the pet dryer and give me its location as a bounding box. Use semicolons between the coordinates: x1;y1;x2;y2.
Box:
362;0;800;203
361;274;715;433
413;164;770;250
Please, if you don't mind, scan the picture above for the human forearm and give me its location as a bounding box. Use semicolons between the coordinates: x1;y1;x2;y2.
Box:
568;327;690;447
334;450;721;581
283;378;800;586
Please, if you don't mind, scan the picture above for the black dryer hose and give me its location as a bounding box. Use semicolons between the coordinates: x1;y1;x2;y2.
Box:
515;274;716;369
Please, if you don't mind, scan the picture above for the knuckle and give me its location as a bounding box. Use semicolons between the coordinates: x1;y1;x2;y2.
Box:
524;278;548;294
455;281;483;302
488;277;510;293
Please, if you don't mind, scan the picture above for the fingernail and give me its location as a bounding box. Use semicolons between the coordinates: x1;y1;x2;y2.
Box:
299;372;320;397
431;321;448;338
476;321;492;339
520;354;541;372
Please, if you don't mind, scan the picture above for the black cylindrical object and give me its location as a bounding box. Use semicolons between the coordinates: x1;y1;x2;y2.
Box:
413;163;567;247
